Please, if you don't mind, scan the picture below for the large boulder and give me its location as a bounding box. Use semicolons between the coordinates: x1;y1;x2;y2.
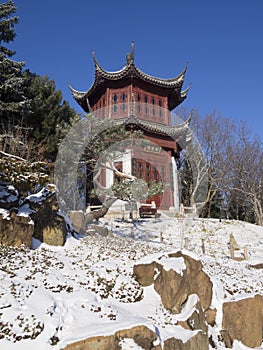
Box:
63;325;160;350
0;209;33;247
23;185;67;246
133;252;213;313
221;294;263;348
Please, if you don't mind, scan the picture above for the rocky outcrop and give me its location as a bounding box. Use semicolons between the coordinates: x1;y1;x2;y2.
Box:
63;325;160;350
24;185;67;246
221;294;263;348
134;252;213;314
0;209;33;247
163;331;209;350
0;181;70;247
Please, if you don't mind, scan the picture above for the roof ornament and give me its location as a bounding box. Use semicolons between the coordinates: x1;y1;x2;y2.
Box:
126;41;135;64
91;50;103;70
186;109;194;126
86;97;92;114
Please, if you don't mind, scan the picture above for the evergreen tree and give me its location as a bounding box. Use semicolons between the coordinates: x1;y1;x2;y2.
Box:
22;70;80;160
0;0;30;126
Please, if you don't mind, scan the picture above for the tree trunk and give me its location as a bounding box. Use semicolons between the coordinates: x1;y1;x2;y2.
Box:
86;197;117;223
253;195;263;226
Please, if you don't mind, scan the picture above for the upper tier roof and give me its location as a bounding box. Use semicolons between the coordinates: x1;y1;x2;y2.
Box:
69;42;190;112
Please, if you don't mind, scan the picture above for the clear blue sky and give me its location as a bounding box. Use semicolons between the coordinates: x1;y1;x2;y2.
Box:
10;0;263;138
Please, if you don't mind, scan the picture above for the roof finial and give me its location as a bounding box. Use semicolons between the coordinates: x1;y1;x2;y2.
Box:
91;50;100;69
126;41;134;64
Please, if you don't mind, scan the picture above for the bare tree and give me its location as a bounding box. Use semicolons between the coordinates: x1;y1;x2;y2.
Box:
179;111;235;216
229;124;263;226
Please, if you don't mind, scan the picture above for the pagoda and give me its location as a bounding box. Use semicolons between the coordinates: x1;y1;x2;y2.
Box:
69;43;192;210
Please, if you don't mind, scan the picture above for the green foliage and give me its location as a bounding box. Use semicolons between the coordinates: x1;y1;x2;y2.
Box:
22;70;80;160
0;0;29;127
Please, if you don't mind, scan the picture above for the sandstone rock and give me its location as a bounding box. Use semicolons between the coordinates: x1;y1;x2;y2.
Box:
25;187;67;246
134;252;213;313
0;209;33;247
133;261;161;287
205;308;217;326
170;252;213;311
163;330;209;350
154;266;189;313
222;294;263;348
63;325;159;350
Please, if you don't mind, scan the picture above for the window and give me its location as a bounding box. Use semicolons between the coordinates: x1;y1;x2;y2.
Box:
158;100;162;107
122;93;126;101
113;104;118;113
122;103;126;112
144;96;148;103
152;98;155;105
113;94;118;103
137;93;141;102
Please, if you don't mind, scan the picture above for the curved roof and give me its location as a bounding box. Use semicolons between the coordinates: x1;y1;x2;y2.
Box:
111;110;193;147
69;42;189;112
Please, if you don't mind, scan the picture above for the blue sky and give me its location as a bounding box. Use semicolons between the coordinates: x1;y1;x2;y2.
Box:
9;0;263;138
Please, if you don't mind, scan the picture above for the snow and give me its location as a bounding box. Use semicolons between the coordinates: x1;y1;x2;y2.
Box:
0;217;262;349
158;256;186;274
0;208;9;219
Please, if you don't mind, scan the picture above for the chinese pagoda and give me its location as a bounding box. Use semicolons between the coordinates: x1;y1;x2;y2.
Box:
69;43;192;210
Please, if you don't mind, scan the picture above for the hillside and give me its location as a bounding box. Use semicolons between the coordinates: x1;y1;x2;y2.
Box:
0;216;262;349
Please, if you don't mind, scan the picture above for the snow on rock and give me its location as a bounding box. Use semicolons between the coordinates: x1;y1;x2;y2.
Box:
0;217;262;349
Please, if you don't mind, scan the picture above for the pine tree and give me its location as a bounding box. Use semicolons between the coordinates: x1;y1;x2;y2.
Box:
22;70;80;160
0;0;30;127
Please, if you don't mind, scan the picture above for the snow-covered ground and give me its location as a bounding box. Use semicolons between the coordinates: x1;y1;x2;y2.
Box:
0;217;262;349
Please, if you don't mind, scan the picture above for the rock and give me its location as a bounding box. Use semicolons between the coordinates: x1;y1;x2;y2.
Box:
222;294;263;348
178;299;208;333
0;183;19;209
170;252;213;311
154;266;189;313
25;186;67;246
133;261;161;287
205;308;217;326
229;233;240;250
133;252;213;313
69;210;86;234
63;325;160;350
0;209;33;247
163;330;209;350
249;263;263;269
89;224;109;237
